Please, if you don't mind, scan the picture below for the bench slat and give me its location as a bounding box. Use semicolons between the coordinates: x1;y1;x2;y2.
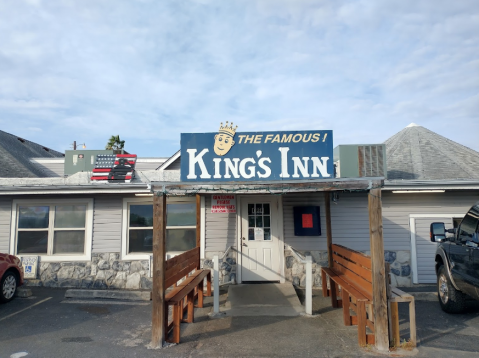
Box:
169;271;210;305
333;244;372;270
166;257;198;288
165;247;199;271
322;268;370;303
331;261;373;299
333;253;372;283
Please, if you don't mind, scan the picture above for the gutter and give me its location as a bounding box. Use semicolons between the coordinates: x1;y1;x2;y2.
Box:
0;184;150;195
383;179;479;191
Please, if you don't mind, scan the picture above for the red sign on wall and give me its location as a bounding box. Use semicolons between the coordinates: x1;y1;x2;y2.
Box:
211;195;236;213
302;214;313;228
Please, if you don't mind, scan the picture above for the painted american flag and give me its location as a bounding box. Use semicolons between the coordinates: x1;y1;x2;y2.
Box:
91;154;137;183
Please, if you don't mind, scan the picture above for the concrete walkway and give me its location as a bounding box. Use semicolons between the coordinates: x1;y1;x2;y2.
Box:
3;286;479;357
223;283;304;317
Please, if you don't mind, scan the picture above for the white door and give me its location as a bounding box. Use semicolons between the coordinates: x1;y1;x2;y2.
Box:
240;196;282;281
412;216;454;283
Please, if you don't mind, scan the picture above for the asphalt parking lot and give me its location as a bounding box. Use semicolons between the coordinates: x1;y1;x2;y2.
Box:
1;286;479;358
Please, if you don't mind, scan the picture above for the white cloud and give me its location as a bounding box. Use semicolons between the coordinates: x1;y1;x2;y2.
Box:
0;0;477;155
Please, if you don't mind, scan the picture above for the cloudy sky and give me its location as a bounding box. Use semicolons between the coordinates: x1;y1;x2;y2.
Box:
0;0;478;157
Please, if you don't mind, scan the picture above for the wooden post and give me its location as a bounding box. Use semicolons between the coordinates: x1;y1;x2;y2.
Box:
196;194;201;269
368;188;389;351
151;193;166;348
324;192;333;268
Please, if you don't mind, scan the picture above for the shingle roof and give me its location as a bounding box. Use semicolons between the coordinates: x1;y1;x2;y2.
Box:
0;130;64;178
385;123;479;180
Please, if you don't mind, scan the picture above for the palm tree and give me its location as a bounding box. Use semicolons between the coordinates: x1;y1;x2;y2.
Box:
105;135;125;152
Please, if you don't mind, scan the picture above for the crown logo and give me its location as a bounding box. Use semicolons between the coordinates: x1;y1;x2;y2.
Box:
218;121;238;137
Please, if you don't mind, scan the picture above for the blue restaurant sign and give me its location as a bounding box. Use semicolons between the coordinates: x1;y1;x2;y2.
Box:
180;122;333;182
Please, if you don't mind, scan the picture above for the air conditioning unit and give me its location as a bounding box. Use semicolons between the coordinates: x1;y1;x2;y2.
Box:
333;144;387;178
64;150;118;175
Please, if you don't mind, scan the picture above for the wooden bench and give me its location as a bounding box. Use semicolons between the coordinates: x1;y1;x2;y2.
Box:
164;247;211;344
387;279;417;347
321;244;375;346
321;244;417;348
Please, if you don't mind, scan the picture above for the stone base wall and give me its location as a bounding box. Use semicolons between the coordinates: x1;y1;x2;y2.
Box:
25;247;411;289
284;249;327;288
203;248;237;284
26;253;152;290
284;248;412;288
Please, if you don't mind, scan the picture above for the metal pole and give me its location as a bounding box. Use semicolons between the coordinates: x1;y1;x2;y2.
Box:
213;255;219;314
305;255;312;315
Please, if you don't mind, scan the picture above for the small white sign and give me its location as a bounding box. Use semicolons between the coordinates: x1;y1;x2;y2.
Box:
211;195;236;213
21;256;39;279
254;228;264;241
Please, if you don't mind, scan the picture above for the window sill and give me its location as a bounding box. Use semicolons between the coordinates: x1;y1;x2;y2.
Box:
18;253;91;263
122;251;190;261
122;253;151;261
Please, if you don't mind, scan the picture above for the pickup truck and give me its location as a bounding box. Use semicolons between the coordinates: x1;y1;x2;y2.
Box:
430;202;479;313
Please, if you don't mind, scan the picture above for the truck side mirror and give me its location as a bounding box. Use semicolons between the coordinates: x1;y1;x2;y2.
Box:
430;222;446;243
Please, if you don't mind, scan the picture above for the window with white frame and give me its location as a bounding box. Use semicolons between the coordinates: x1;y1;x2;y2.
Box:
12;199;93;260
125;199;196;256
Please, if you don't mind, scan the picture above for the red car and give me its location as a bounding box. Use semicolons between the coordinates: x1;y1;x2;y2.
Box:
0;253;24;303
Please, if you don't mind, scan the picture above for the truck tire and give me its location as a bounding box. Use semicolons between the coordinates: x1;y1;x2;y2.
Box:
1;271;18;303
437;265;466;313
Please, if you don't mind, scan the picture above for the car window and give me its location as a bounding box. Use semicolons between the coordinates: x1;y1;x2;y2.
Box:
458;205;479;242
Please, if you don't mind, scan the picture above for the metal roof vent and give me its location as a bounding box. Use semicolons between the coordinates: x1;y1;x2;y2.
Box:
333;144;387;178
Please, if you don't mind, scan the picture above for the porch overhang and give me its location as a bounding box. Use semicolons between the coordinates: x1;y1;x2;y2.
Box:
150;177;384;195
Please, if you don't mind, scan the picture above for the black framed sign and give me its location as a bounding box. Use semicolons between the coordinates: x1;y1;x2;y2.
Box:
293;206;321;236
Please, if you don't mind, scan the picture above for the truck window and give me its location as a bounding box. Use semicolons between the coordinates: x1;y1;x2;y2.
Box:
458;205;479;242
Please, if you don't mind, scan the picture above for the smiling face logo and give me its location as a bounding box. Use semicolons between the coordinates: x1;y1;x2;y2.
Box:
214;121;238;156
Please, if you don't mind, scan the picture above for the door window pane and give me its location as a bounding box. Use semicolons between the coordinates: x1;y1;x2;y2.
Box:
166;229;196;251
167;204;196;226
264;216;271;228
18;206;49;228
130;205;153;227
17;231;48;254
263;204;270;215
264;228;271;241
256;216;263;228
55;205;86;228
53;231;85;253
128;229;153;253
246;202;272;240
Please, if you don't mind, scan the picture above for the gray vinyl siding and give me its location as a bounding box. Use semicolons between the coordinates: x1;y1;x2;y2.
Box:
30;159;64;177
284;190;477;253
283;192;327;251
92;196;123;253
329;192;371;251
381;191;475;251
205;195;236;252
0;198;12;252
135;159;167;171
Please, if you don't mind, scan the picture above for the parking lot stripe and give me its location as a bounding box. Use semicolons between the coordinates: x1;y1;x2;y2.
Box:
0;297;52;322
61;300;150;305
